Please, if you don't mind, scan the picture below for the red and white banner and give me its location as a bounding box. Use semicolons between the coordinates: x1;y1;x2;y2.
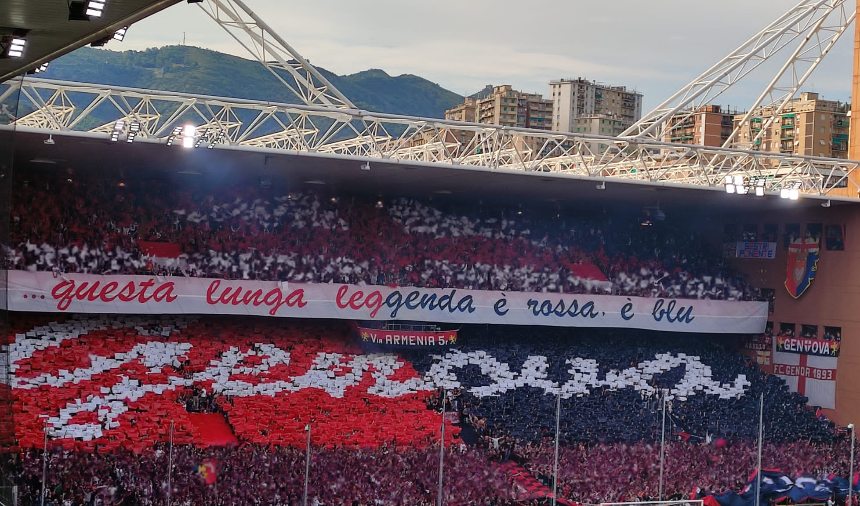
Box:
2;271;768;334
359;328;457;348
741;334;772;351
773;348;837;409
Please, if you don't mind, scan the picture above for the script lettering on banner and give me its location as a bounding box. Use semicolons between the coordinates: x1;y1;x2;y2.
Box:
359;328;458;349
776;336;840;357
11;315;754;446
736;242;777;259
3;271;768;334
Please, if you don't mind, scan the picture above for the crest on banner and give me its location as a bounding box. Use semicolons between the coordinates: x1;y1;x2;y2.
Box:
785;236;820;299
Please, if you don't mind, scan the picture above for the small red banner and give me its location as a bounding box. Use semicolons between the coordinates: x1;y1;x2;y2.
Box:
359;328;457;348
740;334;772;351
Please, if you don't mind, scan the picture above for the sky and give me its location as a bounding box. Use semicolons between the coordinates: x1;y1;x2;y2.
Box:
114;0;856;112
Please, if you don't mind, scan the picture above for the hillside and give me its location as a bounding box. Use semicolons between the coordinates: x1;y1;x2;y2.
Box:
37;45;464;119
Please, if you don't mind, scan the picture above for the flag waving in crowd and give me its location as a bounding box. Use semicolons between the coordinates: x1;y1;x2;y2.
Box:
698;468;860;506
198;461;217;485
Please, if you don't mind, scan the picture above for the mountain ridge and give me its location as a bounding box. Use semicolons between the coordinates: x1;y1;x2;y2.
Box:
37;45;464;119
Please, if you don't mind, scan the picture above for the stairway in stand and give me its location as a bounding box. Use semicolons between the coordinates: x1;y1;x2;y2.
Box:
187;413;239;447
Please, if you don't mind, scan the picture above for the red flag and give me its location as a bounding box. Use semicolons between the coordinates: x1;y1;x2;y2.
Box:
198;461;217;484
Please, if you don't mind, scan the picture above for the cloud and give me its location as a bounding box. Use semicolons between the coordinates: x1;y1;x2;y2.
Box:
114;0;856;111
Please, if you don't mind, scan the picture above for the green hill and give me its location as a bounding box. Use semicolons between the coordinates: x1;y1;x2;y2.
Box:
38;45;464;118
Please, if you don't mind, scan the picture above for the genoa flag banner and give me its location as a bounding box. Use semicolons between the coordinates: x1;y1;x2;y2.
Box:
773;347;837;409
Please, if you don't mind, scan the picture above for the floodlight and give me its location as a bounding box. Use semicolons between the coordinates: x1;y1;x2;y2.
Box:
183;125;196;137
32;62;49;73
129;122;140;133
756;178;766;187
111;120;124;142
780;188;790;199
113;27;128;42
69;0;107;20
86;0;106;18
789;188;799;201
725;184;735;194
733;175;744;187
172;126;183;136
4;36;26;58
182;136;194;149
755;187;765;197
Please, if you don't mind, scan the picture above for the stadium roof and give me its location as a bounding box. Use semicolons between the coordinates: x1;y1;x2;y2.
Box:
9;129;860;213
0;0;182;83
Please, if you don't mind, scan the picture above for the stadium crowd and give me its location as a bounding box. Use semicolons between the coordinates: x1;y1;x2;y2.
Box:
3;176;760;300
526;439;853;504
17;445;520;506
7;315;843;505
13;433;853;506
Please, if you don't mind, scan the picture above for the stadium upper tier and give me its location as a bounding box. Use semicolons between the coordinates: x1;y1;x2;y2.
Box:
3;175;760;301
7;315;844;505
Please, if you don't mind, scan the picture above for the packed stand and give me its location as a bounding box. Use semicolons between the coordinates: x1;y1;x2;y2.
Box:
521;438;853;504
10;316;829;452
407;326;832;445
16;445;519;506
13;438;857;506
4;175;760;300
7;314;844;504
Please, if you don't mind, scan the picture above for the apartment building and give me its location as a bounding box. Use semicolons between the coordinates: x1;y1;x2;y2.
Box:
732;92;849;158
664;105;738;147
444;98;477;123
468;85;553;130
549;78;643;132
444;85;553;155
572;115;625;154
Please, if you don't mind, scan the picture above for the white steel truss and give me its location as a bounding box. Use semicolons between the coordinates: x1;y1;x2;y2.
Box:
195;0;355;109
622;0;854;143
3;77;857;197
725;0;854;149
